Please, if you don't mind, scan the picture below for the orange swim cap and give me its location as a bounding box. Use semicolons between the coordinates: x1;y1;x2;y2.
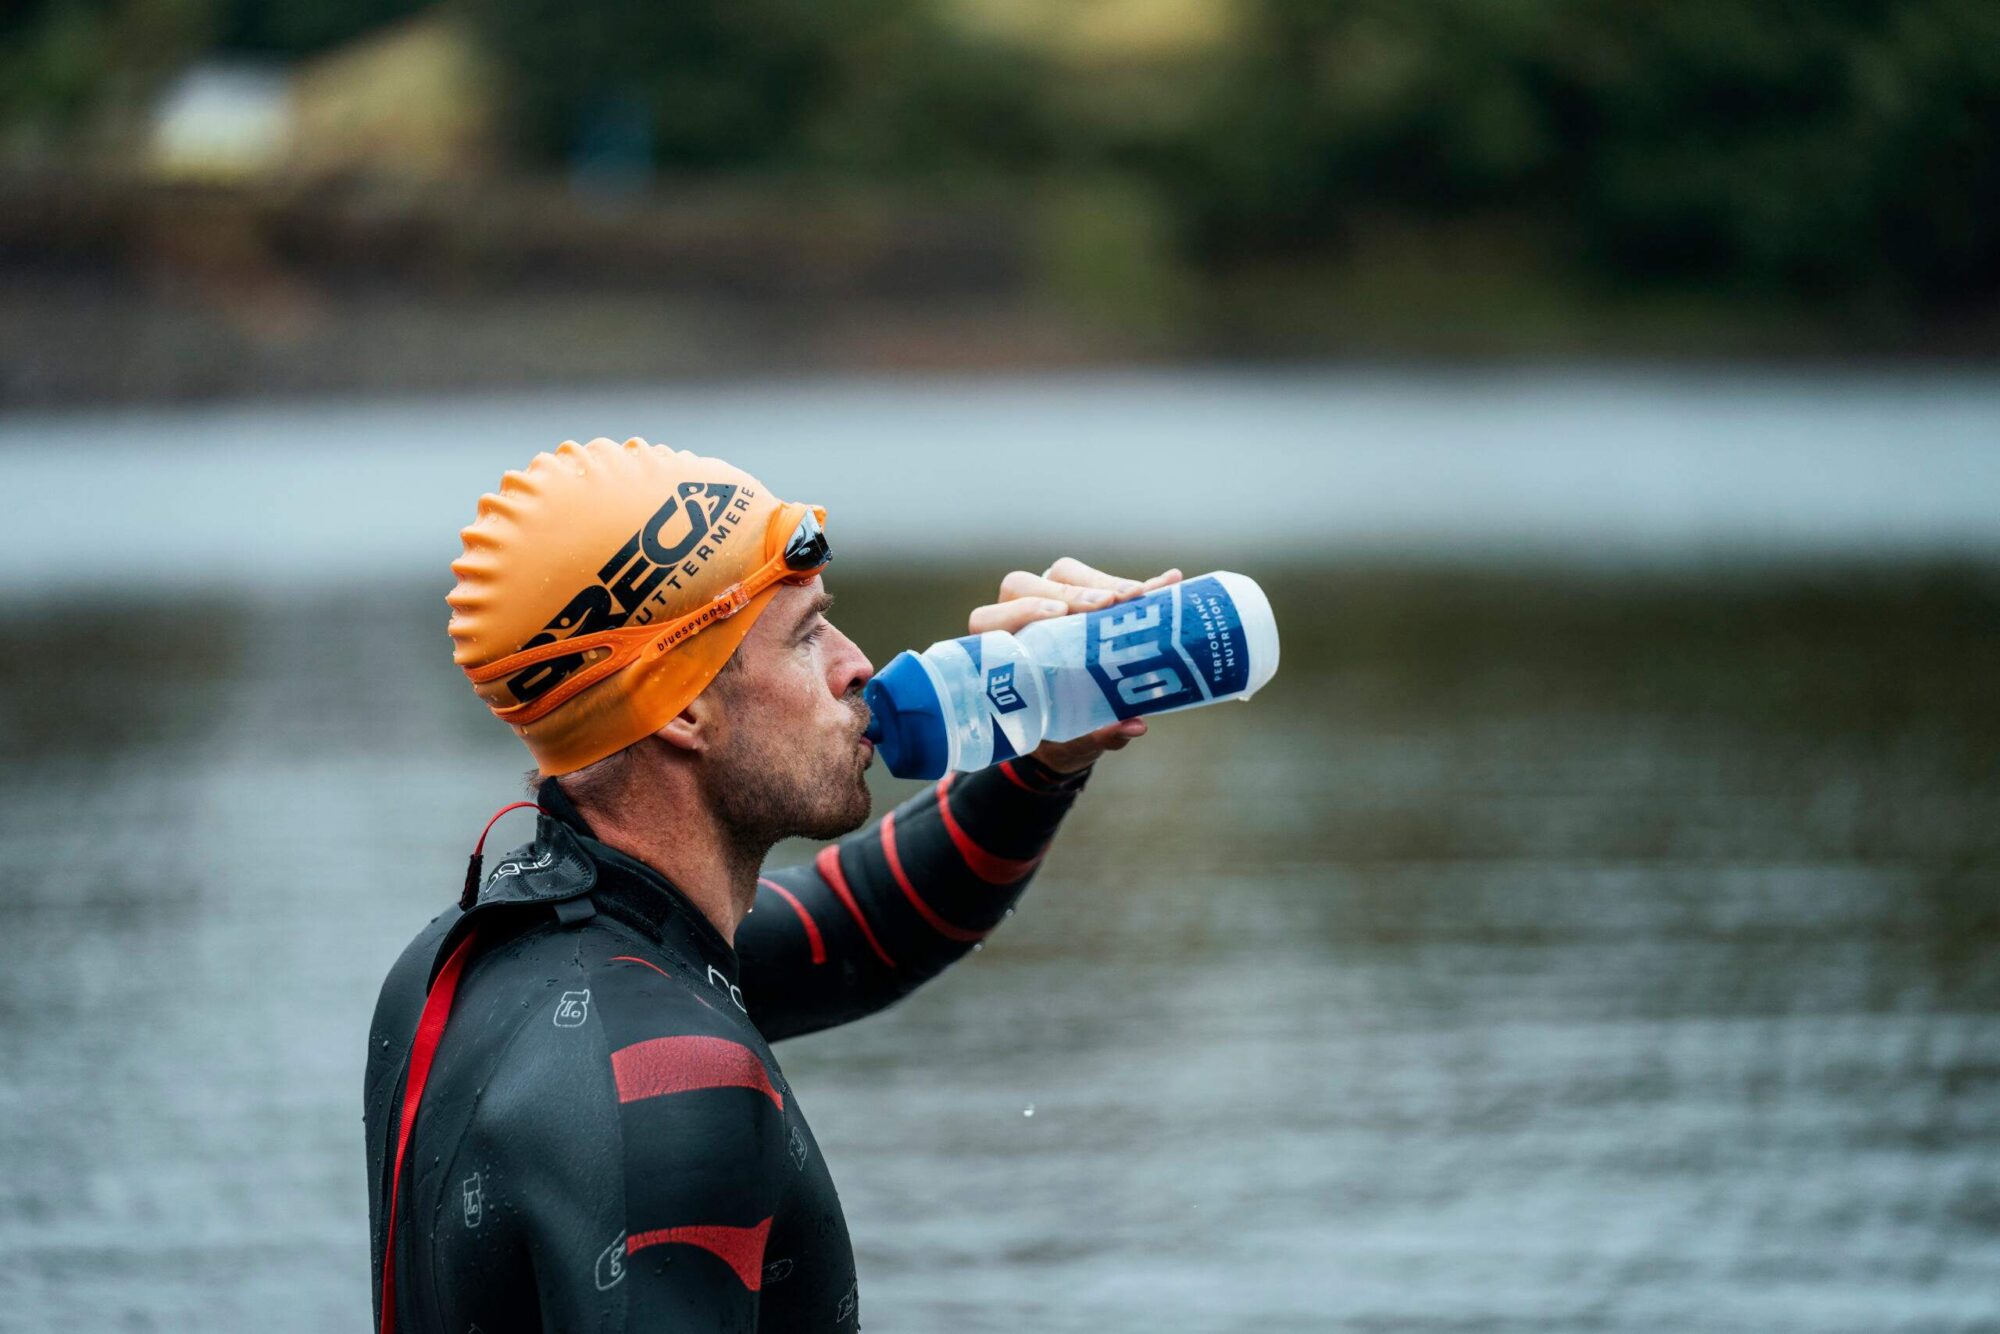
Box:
447;438;830;776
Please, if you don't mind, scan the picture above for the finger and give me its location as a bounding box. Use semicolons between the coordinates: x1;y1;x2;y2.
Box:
1092;724;1143;751
1080;718;1148;749
999;568;1131;610
1041;557;1145;596
1125;568;1183;600
968;595;1073;636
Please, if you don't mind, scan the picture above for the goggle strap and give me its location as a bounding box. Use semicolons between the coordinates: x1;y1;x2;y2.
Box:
646;580;753;658
484;646;632;725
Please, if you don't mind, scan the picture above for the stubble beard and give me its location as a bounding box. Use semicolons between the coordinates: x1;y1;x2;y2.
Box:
707;710;873;854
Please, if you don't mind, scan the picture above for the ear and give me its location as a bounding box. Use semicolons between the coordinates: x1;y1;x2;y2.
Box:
655;687;722;754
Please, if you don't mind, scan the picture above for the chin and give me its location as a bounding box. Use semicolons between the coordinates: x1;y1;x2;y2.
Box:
711;729;874;844
827;775;874;837
785;764;871;843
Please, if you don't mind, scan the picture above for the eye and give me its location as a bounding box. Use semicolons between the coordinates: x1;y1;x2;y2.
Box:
800;622;828;647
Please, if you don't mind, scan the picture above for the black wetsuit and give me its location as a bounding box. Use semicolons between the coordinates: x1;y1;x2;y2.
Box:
364;757;1090;1333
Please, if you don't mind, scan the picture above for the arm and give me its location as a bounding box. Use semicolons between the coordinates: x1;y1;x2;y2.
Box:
737;559;1181;1041
738;753;1090;1041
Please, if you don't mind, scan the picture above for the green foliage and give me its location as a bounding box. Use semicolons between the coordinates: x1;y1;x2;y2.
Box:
4;0;1997;317
0;2;109;135
460;0;1058;177
1;0;216;137
1155;0;2000;305
213;0;425;57
808;14;1054;178
464;0;864;168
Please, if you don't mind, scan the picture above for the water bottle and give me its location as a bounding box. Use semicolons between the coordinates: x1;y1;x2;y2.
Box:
863;571;1279;779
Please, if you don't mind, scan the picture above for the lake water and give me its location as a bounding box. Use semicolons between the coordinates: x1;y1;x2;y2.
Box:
3;367;2000;593
2;373;1998;1332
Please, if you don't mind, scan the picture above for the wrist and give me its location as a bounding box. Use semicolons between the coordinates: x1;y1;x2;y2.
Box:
1010;753;1093;792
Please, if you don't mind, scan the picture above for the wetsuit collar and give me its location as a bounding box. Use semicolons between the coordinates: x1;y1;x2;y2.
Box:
534;777;740;984
534;775;597;839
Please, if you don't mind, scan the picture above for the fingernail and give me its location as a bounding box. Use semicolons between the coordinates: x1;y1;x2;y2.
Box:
1040;599;1069;614
1079;588;1113;604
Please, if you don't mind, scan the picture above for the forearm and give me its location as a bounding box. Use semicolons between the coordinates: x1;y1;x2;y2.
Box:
741;756;1091;1040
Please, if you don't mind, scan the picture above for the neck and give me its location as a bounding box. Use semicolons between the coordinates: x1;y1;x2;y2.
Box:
559;768;765;946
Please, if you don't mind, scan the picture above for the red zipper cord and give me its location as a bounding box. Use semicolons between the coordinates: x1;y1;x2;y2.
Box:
460;801;553;908
381;800;552;1333
378;928;476;1334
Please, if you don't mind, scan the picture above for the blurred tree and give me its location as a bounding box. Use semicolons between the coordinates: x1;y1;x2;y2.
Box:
463;0;1059;179
1156;0;2000;307
1575;0;2000;305
213;0;424;58
1;1;112;139
465;0;859;168
808;12;1054;178
213;0;425;57
6;0;1995;329
2;0;216;145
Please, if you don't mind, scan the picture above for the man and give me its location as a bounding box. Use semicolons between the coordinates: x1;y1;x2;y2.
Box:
364;438;1178;1333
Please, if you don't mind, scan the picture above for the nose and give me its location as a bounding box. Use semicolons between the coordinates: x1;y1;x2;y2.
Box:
828;624;873;699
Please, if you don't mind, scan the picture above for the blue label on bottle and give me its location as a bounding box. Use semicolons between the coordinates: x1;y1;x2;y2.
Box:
985;663;1028;714
1177;576;1251;697
1083;576;1248;720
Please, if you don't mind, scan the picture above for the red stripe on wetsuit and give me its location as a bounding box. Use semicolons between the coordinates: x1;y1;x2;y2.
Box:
611;1035;783;1109
880;808;985;943
815;843;899;967
759;878;826;964
626;1219;774;1290
607;1037;779;1290
932;774;1045;884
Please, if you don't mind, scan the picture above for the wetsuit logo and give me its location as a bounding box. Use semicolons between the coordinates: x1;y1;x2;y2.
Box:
788;1124;809;1170
706;965;747;1014
461;1173;483;1228
553;990;591;1027
489;851;554;882
594;1234;627;1290
506;481;756;706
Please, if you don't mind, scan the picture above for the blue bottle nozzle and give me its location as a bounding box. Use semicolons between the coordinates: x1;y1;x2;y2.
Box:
862;651;952;780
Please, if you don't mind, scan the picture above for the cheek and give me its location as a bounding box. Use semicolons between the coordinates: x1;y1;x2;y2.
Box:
777;651;837;726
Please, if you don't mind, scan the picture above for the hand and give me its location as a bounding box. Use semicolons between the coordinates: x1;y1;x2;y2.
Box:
966;558;1183;773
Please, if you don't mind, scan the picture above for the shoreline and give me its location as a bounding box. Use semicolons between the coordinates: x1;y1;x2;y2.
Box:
6;169;1997;410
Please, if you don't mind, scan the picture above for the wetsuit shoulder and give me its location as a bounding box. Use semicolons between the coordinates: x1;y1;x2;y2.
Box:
421;923;794;1333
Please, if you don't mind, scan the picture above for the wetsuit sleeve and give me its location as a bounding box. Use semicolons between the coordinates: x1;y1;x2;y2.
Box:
738;755;1091;1041
453;957;789;1333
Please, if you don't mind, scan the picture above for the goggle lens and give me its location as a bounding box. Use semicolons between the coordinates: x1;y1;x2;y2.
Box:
783;510;832;571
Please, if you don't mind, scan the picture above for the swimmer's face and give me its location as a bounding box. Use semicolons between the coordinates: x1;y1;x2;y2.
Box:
700;577;875;842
